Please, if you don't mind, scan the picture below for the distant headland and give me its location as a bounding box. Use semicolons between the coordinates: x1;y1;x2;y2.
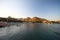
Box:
0;16;60;24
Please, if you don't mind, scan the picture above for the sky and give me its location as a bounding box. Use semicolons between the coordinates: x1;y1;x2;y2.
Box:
0;0;60;21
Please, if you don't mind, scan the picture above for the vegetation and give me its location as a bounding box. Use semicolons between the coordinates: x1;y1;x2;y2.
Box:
0;16;22;22
0;16;60;24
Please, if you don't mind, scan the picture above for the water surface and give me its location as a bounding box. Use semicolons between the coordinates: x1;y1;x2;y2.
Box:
0;23;60;40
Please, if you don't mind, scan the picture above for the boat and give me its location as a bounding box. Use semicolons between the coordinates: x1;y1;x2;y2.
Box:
0;21;7;27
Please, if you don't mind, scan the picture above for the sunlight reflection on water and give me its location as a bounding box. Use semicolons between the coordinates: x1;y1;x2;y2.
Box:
0;26;19;36
0;23;60;40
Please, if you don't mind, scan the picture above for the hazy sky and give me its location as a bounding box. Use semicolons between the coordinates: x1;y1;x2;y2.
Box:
0;0;60;20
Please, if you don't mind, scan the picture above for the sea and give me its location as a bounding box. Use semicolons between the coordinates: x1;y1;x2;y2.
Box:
0;22;60;40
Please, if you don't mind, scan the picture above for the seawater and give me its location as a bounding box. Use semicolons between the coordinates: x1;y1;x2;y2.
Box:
0;23;60;40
